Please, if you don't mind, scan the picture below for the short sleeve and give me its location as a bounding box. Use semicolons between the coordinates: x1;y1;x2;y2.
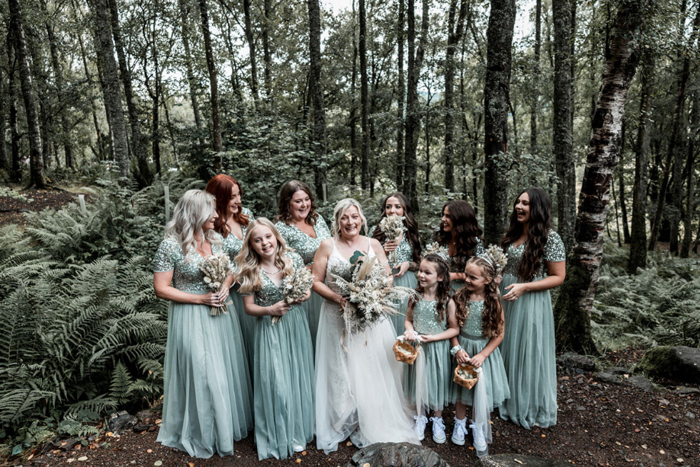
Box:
151;238;176;272
290;251;305;270
544;231;566;262
243;207;255;220
474;237;485;256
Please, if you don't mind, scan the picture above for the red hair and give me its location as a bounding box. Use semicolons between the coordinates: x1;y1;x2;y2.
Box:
205;174;250;237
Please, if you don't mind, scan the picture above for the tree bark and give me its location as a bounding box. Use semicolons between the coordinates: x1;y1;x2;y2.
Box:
482;0;516;245
618;119;631;243
178;0;204;146
243;0;260;107
9;0;45;188
262;0;273;98
680;94;698;258
530;0;541;157
0;40;7;172
553;0;648;354
8;38;21;182
198;0;222;154
350;0;358;186
308;0;327;199
396;0;405;189
359;0;370;190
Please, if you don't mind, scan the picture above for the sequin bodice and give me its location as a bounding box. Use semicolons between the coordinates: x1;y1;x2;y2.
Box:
254;251;304;306
413;299;447;335
448;237;485;274
221;207;254;263
275;216;331;265
463;300;484;336
325;238;375;295
151;234;227;293
368;226;413;264
502;230;566;280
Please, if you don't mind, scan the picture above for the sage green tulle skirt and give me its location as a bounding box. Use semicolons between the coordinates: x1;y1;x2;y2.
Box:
451;334;510;410
231;287;256;375
498;273;558;428
157;299;254;459
403;338;452;412
303;291;324;352
391;271;418;336
253;306;315;460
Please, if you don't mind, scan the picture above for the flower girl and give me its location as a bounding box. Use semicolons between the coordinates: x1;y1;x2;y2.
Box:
237;218;314;460
402;254;459;444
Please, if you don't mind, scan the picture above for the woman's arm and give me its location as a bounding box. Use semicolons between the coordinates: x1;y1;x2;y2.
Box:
242;294;290;317
502;260;565;301
312;239;345;305
154;271;223;306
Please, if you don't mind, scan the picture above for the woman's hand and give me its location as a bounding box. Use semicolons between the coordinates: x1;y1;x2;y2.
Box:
403;330;420;341
292;289;313;305
269;301;291;317
502;282;528;301
456;349;471;364
217;287;230;303
338;295;349;310
383;239;399;253
469;353;486;368
394;261;411;278
200;292;223;307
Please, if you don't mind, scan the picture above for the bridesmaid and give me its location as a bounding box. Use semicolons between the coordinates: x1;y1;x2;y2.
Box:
275;180;331;349
152;189;253;458
369;192;422;336
237;218;315;460
435;200;484;291
205;174;256;373
499;187;566;429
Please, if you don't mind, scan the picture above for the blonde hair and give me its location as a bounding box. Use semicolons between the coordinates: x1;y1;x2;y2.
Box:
165;189;221;257
236;218;295;293
331;198;368;240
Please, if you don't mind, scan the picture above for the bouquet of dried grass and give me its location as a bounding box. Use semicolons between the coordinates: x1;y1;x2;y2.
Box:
199;253;234;316
378;214;406;265
275;267;315;324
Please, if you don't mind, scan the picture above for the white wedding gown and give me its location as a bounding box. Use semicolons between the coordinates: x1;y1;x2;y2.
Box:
315;239;420;453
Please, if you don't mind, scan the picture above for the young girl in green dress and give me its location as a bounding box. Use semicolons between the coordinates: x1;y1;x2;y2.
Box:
435;200;484;291
237;218;315;460
402;254;458;444
451;255;509;454
499;188;566;429
370;192;422;336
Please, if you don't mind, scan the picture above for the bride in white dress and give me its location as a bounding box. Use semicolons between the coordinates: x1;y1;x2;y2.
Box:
311;198;419;453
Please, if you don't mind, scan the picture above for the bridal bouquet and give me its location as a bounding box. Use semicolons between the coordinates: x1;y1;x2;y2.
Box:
276;267;315;324
199;253;234;316
424;242;450;262
378;214;406;265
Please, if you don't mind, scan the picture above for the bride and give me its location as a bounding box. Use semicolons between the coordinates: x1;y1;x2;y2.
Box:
311;198;419;453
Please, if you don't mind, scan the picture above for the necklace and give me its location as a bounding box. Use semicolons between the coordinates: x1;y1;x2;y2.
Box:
262;266;282;275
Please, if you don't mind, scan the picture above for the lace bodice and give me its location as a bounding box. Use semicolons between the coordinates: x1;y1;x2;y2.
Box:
502;230;566;280
254;251;305;306
463;300;485;336
412;299;447;335
368;226;413;264
325;238;376;295
275;216;331;265
151;234;227;293
221;207;255;262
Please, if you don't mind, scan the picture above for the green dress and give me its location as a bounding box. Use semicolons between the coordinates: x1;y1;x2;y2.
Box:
222;207;256;374
368;226;418;336
275;216;331;350
498;230;566;429
451;300;510;410
404;299;452;412
152;234;253;459
250;251;315;460
446;237;485;291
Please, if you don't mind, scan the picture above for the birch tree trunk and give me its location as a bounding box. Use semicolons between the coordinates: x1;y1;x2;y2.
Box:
553;0;648;353
243;0;260;107
350;0;358;186
360;0;370;190
680;94;698;258
198;0;222;153
396;0;405;190
530;0;541;157
8;42;21;182
308;0;327;199
0;41;7;172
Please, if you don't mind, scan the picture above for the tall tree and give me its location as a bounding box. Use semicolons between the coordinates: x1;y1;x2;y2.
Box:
178;0;204;146
618;120;631;243
680;94;698;258
0;39;7;172
359;0;370;189
242;0;260;106
530;0;542;157
308;0;327;199
396;0;405;189
198;0;222;153
553;0;648;353
7;36;21;182
262;0;273;97
350;0;358;186
482;0;516;245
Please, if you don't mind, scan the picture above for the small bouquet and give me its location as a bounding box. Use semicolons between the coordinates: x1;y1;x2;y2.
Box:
378;214;406;265
424;242;450;262
480;244;508;275
277;267;315;324
199;253;234;316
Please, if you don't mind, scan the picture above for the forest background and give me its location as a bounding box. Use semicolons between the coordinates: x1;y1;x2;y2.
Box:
0;0;698;460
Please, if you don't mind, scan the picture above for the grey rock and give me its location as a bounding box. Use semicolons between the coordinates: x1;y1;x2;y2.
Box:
627;375;659;392
344;442;449;467
108;410;137;433
576;406;586;411
135;409;154;423
686;412;696;419
133;424;150;433
676;387;700;395
659;399;671;406
475;454;571;466
594;372;624;385
637;346;700;384
609;366;630;375
55;438;80;451
558;352;596;372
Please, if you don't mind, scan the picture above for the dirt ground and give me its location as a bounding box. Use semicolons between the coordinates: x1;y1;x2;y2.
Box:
0;189;89;227
11;348;699;467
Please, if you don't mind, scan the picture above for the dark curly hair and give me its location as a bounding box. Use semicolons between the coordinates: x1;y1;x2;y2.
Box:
500;187;552;282
406;254;451;324
453;257;503;338
276;180;319;226
372;192;422;264
435;200;482;258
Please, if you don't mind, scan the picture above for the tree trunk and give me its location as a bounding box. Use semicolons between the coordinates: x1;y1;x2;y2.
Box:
8;40;21;183
553;0;648;354
243;0;260;107
618;119;631;243
9;0;45;188
482;0;516;245
262;0;273;98
308;0;327;200
89;0;130;177
359;0;370;190
396;0;405;190
198;0;222;154
628;56;652;272
178;0;204;146
350;0;358;186
0;41;7;172
530;0;541;157
680;94;698;258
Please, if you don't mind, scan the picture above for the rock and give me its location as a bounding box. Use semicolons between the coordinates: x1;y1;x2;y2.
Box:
686;412;696;419
609;366;630;375
558;352;596;372
136;410;154;423
627;375;659;392
659;399;671;406
56;439;81;451
108;411;137;433
344;442;449;467
637;346;700;384
475;454;571;466
676;387;700;395
594;372;624;385
133;424;150;433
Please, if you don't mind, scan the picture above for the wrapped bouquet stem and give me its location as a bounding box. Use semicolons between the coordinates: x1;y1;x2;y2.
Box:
378;214;406;266
199;253;234;316
276;267;315;324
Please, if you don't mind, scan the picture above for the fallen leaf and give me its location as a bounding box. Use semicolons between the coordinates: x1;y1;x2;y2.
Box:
515;460;524;465
302;451;307;455
677;459;684;464
154;461;163;466
28;454;34;461
660;450;666;454
295;459;301;464
155;419;162;425
77;456;88;462
189;463;195;467
147;449;153;453
106;432;113;437
346;441;353;447
67;459;75;464
541;434;546;438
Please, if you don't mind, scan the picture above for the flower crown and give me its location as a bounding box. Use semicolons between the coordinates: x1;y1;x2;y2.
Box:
478;245;508;275
424;242;450;262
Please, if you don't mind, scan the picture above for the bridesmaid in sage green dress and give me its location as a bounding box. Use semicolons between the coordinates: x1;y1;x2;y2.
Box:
499;188;566;429
435;200;484;292
369;192;421;336
275;180;331;350
237;218;314;460
152;190;253;459
206;174;257;373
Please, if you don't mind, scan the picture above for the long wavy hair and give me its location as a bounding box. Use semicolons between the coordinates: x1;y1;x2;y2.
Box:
165;189;221;257
236;218;295;293
453;257;503;338
500;187;552;281
435;200;482;258
276;180;319;226
371;192;422;263
407;254;451;324
205;174;250;237
331;198;368;240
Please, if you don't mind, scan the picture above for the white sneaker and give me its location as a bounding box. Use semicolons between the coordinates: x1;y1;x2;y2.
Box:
430;416;446;444
451;416;467;445
413;415;428;441
469;420;488;457
293;444;305;453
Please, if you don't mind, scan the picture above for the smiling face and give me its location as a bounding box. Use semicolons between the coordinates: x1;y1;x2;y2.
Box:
514;192;531;225
441;206;453;232
250;225;277;260
339;206;362;239
202;210;219;232
384;196;405;217
228;184;242;215
464;262;489;294
290;189;311;222
417;260;442;289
